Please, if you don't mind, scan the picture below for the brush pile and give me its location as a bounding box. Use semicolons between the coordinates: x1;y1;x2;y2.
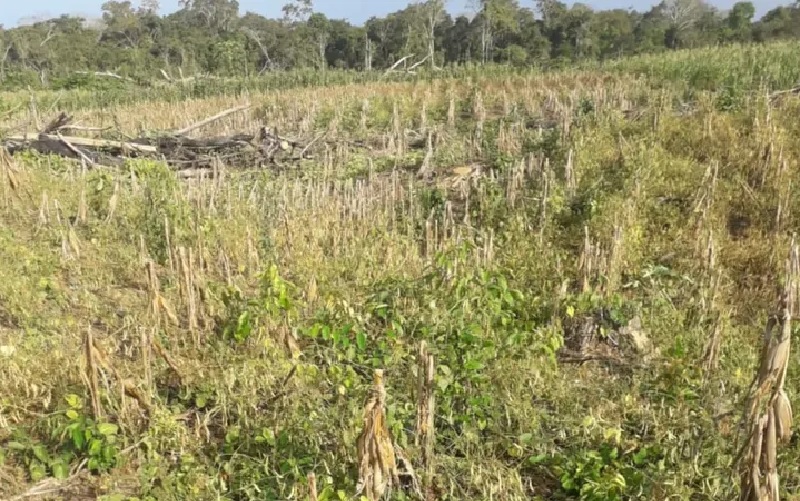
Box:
0;106;313;176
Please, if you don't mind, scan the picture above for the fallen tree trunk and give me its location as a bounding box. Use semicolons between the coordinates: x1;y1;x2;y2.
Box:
6;133;158;154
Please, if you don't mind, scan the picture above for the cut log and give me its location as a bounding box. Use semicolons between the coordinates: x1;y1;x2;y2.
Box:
6;134;157;154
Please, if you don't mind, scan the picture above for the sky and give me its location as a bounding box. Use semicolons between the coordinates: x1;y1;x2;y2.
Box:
1;0;788;28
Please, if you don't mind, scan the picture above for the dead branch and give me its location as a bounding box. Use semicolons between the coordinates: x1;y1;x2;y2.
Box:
171;104;251;136
6;474;89;501
58;125;113;133
297;131;326;159
75;70;132;82
407;55;430;72
385;55;413;74
383;54;429;77
769;86;800;104
56;132;96;167
40;25;57;47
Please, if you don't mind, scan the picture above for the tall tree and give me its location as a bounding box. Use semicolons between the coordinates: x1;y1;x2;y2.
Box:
660;0;709;48
470;0;520;63
365;17;390;67
0;26;11;81
416;0;445;68
282;0;313;23
179;0;239;33
514;8;550;62
590;9;637;59
307;13;330;70
139;0;160;14
536;0;568;58
565;3;594;59
101;1;142;48
726;1;755;41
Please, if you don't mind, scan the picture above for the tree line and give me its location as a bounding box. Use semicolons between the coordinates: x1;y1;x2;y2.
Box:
0;0;799;88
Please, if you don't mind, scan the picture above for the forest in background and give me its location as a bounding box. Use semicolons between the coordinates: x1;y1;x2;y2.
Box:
0;0;799;89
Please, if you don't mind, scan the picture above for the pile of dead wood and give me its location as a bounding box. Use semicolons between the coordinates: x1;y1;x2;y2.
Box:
0;105;315;177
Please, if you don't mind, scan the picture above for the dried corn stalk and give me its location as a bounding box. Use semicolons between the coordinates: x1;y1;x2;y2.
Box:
605;218;624;294
738;237;797;501
579;225;600;293
692;160;719;247
415;341;436;498
307;472;318;501
84;327;103;419
82;328;151;419
0;146;23;201
147;259;179;326
356;369;399;501
702;315;725;377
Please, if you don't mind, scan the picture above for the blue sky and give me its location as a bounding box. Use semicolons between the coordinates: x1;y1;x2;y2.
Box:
2;0;787;28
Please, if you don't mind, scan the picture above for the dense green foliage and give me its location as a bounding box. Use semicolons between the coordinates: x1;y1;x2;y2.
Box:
0;0;799;90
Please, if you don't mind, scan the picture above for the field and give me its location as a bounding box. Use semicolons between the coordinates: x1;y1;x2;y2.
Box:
1;41;800;501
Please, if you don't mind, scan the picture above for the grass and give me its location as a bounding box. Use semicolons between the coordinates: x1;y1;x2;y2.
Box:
1;41;800;501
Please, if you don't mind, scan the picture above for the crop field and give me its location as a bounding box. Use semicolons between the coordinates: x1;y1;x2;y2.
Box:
1;41;800;501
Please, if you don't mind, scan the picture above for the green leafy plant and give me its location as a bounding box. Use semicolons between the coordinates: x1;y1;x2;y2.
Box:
5;394;120;481
544;438;663;501
56;394;121;474
218;264;299;344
